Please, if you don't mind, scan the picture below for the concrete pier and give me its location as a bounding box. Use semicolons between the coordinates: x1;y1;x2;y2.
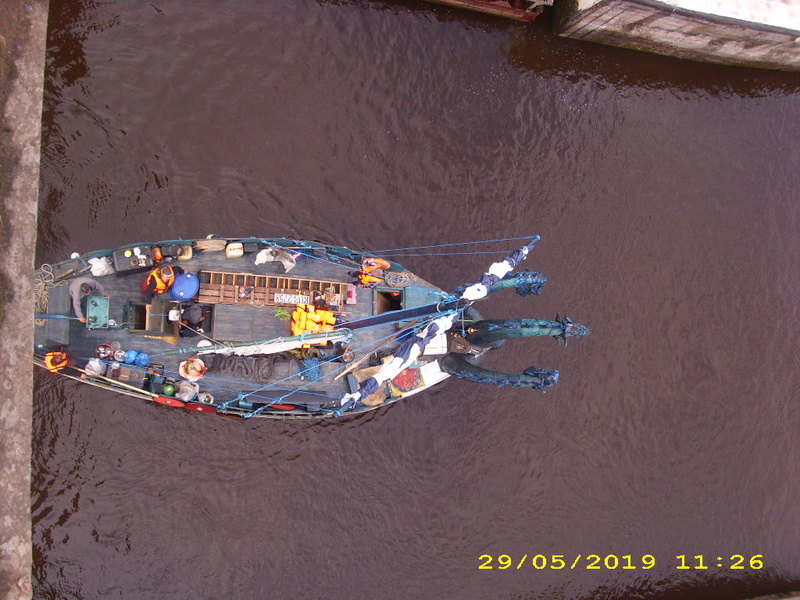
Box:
0;2;48;600
553;0;800;71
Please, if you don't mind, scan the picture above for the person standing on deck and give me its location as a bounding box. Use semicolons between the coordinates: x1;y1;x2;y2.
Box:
69;276;107;323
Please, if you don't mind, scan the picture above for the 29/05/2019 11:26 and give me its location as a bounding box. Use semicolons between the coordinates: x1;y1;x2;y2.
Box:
477;554;765;570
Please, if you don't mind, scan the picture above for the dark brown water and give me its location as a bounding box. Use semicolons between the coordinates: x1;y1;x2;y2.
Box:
34;2;800;599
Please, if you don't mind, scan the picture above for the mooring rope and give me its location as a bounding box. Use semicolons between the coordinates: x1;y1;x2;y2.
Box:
34;264;67;326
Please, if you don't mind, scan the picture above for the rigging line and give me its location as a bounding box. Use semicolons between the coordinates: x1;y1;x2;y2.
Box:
239;317;436;400
262;239;363;272
373;250;517;257
370;235;534;253
240;331;413;416
264;239;448;298
245;387;335;400
270;248;455;318
195;326;399;398
244;311;457;417
262;239;432;295
223;345;357;408
241;399;338;416
288;244;445;297
77;358;267;398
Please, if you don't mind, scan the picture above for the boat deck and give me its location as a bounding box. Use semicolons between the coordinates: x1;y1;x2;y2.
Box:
34;238;450;416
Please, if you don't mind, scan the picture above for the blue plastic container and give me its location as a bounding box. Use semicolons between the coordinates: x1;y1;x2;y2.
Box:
169;272;200;301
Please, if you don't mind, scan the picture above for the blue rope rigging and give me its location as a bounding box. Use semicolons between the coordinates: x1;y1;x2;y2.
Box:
370;235;534;254
236;316;435;401
262;238;455;299
240;315;447;418
372;250;519;257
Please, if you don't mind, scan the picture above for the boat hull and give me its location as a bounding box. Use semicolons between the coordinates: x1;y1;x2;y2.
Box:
34;237;458;419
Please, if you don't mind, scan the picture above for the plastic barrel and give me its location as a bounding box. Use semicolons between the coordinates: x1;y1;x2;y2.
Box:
169;272;200;301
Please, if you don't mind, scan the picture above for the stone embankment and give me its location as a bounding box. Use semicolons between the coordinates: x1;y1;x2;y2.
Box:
0;2;48;600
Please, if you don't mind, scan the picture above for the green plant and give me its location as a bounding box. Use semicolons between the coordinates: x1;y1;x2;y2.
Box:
273;306;292;322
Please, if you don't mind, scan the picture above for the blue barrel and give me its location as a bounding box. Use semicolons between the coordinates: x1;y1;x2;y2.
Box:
169;272;200;301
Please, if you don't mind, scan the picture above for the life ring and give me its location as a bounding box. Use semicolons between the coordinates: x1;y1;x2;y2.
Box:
154;395;186;408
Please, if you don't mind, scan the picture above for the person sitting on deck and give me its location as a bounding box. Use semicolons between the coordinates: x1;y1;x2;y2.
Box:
44;350;69;373
69;276;107;323
357;257;390;287
178;303;205;338
142;265;184;303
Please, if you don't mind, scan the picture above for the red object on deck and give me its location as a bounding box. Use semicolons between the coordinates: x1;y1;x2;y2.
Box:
183;402;217;414
154;395;186;408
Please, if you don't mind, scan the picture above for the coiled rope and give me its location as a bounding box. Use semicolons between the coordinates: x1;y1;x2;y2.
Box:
34;264;67;326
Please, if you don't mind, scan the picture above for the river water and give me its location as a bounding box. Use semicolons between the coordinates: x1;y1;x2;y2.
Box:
33;2;800;599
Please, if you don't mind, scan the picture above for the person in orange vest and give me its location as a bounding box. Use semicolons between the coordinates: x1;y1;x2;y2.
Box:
44;351;69;373
142;265;184;303
357;257;390;287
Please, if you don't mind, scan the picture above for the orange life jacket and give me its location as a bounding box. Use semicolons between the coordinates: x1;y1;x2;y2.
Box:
144;266;175;295
358;257;390;286
290;304;336;344
45;352;68;373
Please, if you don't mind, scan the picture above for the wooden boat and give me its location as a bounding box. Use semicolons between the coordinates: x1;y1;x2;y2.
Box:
420;0;552;22
33;236;588;419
